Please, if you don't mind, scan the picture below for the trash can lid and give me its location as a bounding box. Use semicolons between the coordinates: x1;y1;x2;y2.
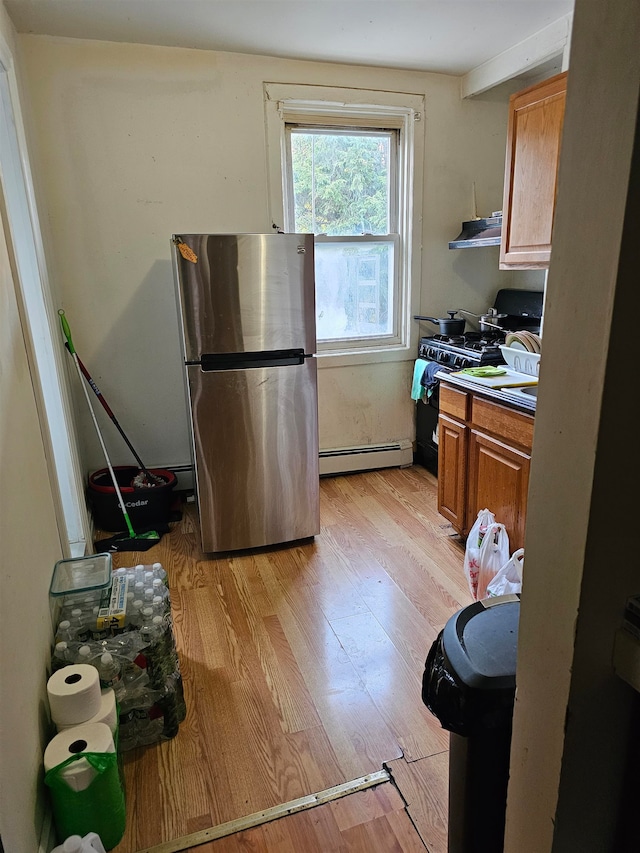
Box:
442;594;520;692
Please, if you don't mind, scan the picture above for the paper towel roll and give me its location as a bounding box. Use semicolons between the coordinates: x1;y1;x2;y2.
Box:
58;689;117;737
48;665;102;727
44;723;115;792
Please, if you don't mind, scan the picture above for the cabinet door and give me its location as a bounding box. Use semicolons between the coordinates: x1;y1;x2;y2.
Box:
500;71;567;269
467;430;531;550
437;414;468;532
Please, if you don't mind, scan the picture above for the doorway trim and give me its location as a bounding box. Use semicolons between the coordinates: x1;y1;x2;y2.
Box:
0;31;91;556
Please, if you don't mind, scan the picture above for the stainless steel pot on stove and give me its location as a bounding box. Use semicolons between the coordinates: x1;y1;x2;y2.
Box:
413;311;466;335
460;308;508;333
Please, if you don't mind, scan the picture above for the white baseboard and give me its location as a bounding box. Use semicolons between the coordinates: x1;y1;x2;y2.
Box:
159;443;414;490
319;440;413;476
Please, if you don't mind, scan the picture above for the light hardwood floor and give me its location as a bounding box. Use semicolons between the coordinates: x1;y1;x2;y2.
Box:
110;465;471;852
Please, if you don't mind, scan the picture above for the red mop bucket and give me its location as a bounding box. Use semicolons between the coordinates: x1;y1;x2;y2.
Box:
87;466;177;531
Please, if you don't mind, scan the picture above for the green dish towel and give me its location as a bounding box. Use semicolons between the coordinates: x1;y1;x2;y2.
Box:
460;366;507;377
411;358;430;401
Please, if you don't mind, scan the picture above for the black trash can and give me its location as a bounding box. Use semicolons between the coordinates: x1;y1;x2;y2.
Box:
422;594;520;853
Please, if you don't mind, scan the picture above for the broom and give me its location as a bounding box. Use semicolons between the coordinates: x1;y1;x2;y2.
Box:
59;310;162;552
65;344;163;487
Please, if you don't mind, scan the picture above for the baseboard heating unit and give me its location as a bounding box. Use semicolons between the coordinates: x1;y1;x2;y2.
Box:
319;440;413;476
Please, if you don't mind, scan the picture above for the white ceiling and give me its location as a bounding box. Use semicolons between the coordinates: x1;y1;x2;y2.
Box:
5;0;573;76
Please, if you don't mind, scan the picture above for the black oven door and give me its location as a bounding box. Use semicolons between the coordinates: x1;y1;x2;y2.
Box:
415;388;440;476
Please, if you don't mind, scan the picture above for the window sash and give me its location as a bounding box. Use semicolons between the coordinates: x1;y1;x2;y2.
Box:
313;234;400;351
284;126;399;237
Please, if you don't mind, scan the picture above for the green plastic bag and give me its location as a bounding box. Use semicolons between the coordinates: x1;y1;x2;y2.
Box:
45;751;126;851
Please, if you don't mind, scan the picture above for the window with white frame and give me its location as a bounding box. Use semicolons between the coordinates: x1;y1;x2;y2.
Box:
265;85;424;356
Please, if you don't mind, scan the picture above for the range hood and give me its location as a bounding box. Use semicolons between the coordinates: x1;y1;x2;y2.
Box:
449;214;502;249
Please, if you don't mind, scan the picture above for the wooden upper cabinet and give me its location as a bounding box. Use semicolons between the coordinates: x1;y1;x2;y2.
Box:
499;71;568;269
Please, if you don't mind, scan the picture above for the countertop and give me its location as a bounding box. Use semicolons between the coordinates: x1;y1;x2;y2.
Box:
436;369;537;414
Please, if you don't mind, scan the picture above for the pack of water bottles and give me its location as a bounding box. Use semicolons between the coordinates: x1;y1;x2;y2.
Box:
50;556;186;751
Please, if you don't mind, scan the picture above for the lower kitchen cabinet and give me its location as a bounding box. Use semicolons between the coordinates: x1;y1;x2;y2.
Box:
438;413;468;529
438;382;534;550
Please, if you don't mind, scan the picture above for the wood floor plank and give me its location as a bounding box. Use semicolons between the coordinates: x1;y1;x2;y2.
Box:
229;565;322;735
262;613;323;734
194;667;274;824
340;812;406;852
256;554;402;778
329;611;449;761
386;807;433;852
320;526;442;674
330;783;405;831
388;752;450;853
183;586;229;671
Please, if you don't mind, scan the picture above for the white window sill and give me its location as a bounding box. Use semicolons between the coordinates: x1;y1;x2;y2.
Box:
316;344;415;368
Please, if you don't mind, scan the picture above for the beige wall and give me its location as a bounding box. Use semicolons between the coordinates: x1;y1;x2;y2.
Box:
0;158;63;853
16;35;529;474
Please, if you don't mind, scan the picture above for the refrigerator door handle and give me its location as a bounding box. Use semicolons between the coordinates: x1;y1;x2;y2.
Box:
198;349;308;371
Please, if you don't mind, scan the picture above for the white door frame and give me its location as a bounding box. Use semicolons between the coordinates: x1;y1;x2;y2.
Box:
0;33;91;556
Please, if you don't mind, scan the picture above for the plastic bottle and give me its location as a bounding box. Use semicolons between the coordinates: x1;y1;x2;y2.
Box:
97;652;125;701
125;597;144;631
145;615;182;731
69;608;91;643
51;832;106;853
55;620;75;643
134;687;165;745
152;596;167;618
166;668;187;724
154;616;176;671
51;641;71;672
152;578;169;605
152;562;168;584
77;644;93;662
117;698;139;751
121;654;150;696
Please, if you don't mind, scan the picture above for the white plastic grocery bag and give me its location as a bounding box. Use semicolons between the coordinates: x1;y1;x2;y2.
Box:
476;523;510;600
463;509;496;599
487;549;525;598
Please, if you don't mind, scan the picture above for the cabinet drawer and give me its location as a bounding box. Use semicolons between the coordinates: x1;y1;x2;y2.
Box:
439;385;469;421
471;397;534;451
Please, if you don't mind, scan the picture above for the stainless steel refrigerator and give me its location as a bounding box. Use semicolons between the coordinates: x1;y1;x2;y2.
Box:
171;233;320;553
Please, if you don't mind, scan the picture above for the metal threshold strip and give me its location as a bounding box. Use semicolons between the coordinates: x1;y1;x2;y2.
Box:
136;769;391;853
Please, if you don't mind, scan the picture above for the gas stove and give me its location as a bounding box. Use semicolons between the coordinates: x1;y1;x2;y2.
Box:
419;330;507;370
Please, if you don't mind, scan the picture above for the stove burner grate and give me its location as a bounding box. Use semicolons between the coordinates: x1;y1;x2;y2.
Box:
418;331;507;368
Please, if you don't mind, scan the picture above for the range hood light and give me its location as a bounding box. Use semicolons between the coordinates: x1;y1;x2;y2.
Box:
449;214;502;249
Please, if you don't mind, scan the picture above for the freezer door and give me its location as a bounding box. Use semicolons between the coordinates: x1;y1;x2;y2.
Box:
186;359;320;552
173;233;316;361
